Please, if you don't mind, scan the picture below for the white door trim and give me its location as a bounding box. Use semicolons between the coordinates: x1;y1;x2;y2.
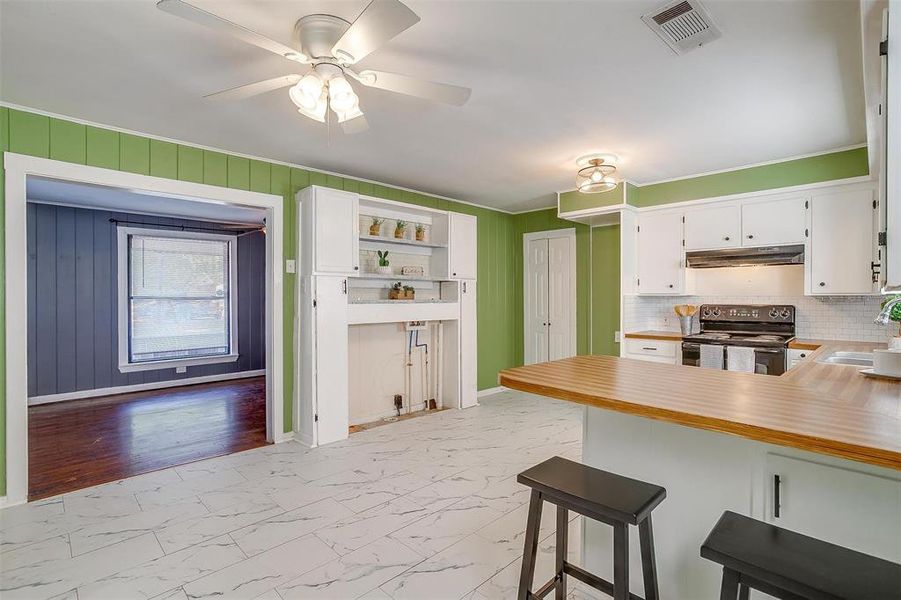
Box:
3;152;286;507
522;228;577;364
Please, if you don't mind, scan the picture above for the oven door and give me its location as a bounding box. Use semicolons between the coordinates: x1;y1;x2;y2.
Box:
753;348;786;376
682;342;702;367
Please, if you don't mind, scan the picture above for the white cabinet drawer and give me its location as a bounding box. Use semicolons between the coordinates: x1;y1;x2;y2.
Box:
625;339;677;358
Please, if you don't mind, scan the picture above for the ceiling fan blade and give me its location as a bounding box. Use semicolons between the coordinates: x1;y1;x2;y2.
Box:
355;70;471;106
205;75;301;101
330;0;420;64
157;0;307;62
341;115;370;134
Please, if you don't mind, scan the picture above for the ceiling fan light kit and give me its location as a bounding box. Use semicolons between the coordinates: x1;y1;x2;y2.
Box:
156;0;471;133
576;154;618;193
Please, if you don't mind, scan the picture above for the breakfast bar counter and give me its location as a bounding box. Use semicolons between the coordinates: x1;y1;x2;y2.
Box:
498;346;901;599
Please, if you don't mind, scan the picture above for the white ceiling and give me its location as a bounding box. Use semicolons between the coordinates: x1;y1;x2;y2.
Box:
27;177;267;225
1;0;866;212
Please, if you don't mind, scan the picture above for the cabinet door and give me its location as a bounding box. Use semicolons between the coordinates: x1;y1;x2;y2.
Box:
314;188;359;274
459;280;477;408
547;236;575;361
449;213;477;279
314;276;349;445
766;454;901;563
741;196;807;246
637;212;684;294
887;2;901;291
809;189;875;295
684;204;741;250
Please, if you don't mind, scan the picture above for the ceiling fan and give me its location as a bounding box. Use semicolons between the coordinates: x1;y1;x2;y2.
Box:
156;0;472;133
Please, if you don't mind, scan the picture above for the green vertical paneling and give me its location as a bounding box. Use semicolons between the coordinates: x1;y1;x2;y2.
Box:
0;107;6;496
325;174;343;190
591;225;621;357
249;160;270;194
343;179;360;193
270;164;291;197
358;181;374;197
149;140;178;179
0;107;9;151
227;155;250;190
49;118;86;164
203;150;228;187
8;109;50;157
119;133;150;175
290;168;310;194
177;145;203;183
309;172;327;187
85;126;119;169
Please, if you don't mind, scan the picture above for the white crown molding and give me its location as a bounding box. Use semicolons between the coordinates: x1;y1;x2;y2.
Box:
0;101;516;215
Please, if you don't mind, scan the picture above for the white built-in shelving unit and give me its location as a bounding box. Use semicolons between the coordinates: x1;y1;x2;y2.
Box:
296;185;478;448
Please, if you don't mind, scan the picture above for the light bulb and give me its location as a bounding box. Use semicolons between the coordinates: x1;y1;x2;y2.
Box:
590;169;603;182
328;76;357;112
289;73;322;110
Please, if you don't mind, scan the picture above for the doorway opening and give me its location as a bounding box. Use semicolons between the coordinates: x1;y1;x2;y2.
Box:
4;154;285;506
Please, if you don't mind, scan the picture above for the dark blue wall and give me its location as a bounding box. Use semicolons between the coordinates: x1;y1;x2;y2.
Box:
27;203;266;398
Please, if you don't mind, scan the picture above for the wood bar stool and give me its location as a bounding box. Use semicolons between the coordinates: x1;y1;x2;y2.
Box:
516;456;666;600
701;511;901;600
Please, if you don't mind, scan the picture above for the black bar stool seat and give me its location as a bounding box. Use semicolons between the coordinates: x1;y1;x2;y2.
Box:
701;511;901;600
516;456;666;600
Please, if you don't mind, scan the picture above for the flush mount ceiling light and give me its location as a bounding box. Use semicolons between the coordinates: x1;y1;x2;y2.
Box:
157;0;472;134
576;154;618;193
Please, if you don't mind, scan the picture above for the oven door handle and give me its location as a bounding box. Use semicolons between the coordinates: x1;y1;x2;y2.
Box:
753;348;785;354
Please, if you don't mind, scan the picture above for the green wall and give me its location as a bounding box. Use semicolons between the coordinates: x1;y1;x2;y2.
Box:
558;182;626;214
511;209;591;365
590;225;620;357
630;147;869;207
0;107;519;496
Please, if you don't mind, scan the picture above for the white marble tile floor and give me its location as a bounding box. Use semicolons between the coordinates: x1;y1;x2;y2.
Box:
1;391;591;599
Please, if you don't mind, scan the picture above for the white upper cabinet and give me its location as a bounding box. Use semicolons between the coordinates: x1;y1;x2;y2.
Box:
637;211;684;294
741;195;807;246
449;213;478;279
684;203;741;250
808;188;876;295
313;187;359;274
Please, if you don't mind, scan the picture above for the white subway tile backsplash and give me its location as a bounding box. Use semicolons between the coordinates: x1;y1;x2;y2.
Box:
624;295;894;342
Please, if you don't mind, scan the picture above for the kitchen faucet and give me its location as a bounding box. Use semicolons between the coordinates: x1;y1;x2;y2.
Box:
874;295;901;325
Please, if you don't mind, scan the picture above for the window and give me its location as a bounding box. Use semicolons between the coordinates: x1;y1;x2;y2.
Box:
118;227;238;372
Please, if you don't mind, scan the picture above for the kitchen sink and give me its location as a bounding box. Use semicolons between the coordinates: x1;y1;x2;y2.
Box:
816;351;874;367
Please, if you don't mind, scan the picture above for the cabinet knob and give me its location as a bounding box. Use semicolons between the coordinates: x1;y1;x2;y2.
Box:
819;281;826;287
668;284;674;288
724;236;730;241
453;272;457;276
353;266;359;270
747;234;754;239
800;353;807;358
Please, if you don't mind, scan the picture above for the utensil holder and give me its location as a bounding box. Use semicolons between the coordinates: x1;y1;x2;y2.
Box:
679;315;694;336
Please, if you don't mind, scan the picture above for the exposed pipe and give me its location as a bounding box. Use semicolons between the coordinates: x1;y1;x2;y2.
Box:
414;329;431;410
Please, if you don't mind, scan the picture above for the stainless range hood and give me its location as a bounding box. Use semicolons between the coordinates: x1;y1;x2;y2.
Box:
685;245;805;268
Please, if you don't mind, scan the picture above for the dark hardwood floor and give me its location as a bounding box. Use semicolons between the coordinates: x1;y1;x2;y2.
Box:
28;377;268;500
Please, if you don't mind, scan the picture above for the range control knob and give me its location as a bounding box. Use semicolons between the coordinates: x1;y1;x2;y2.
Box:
780;308;791;319
702;307;712;318
769;308;779;318
712;307;722;317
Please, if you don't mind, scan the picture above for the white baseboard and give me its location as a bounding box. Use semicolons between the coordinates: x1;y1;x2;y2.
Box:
273;430;294;443
477;386;507;398
295;430;315;448
28;370;266;406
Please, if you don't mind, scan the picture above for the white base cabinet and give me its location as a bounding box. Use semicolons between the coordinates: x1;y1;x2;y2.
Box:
622;339;679;365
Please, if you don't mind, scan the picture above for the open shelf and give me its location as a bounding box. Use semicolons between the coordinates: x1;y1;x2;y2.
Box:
358;234;447;249
355;273;451;282
348;299;456;305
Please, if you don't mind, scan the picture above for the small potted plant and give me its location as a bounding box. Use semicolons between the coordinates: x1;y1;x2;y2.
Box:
415;223;426;242
369;217;383;236
388;281;404;300
376;250;391;275
394;220;407;239
403;285;415;300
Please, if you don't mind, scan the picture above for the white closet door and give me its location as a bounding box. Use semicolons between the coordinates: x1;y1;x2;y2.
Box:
547;236;574;361
314;276;349;445
525;238;550;364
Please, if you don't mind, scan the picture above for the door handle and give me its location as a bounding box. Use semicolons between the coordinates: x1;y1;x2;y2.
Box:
773;474;782;518
342;279;347;294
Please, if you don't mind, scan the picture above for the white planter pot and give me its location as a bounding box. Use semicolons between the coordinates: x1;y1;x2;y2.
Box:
376;266;392;275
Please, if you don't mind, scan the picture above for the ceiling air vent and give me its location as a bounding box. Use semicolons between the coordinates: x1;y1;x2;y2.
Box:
642;0;722;55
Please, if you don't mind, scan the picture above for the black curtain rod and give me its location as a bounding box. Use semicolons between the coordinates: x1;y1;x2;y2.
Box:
109;218;262;235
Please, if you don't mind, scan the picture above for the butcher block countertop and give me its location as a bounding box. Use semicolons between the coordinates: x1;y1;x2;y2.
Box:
498;341;901;470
